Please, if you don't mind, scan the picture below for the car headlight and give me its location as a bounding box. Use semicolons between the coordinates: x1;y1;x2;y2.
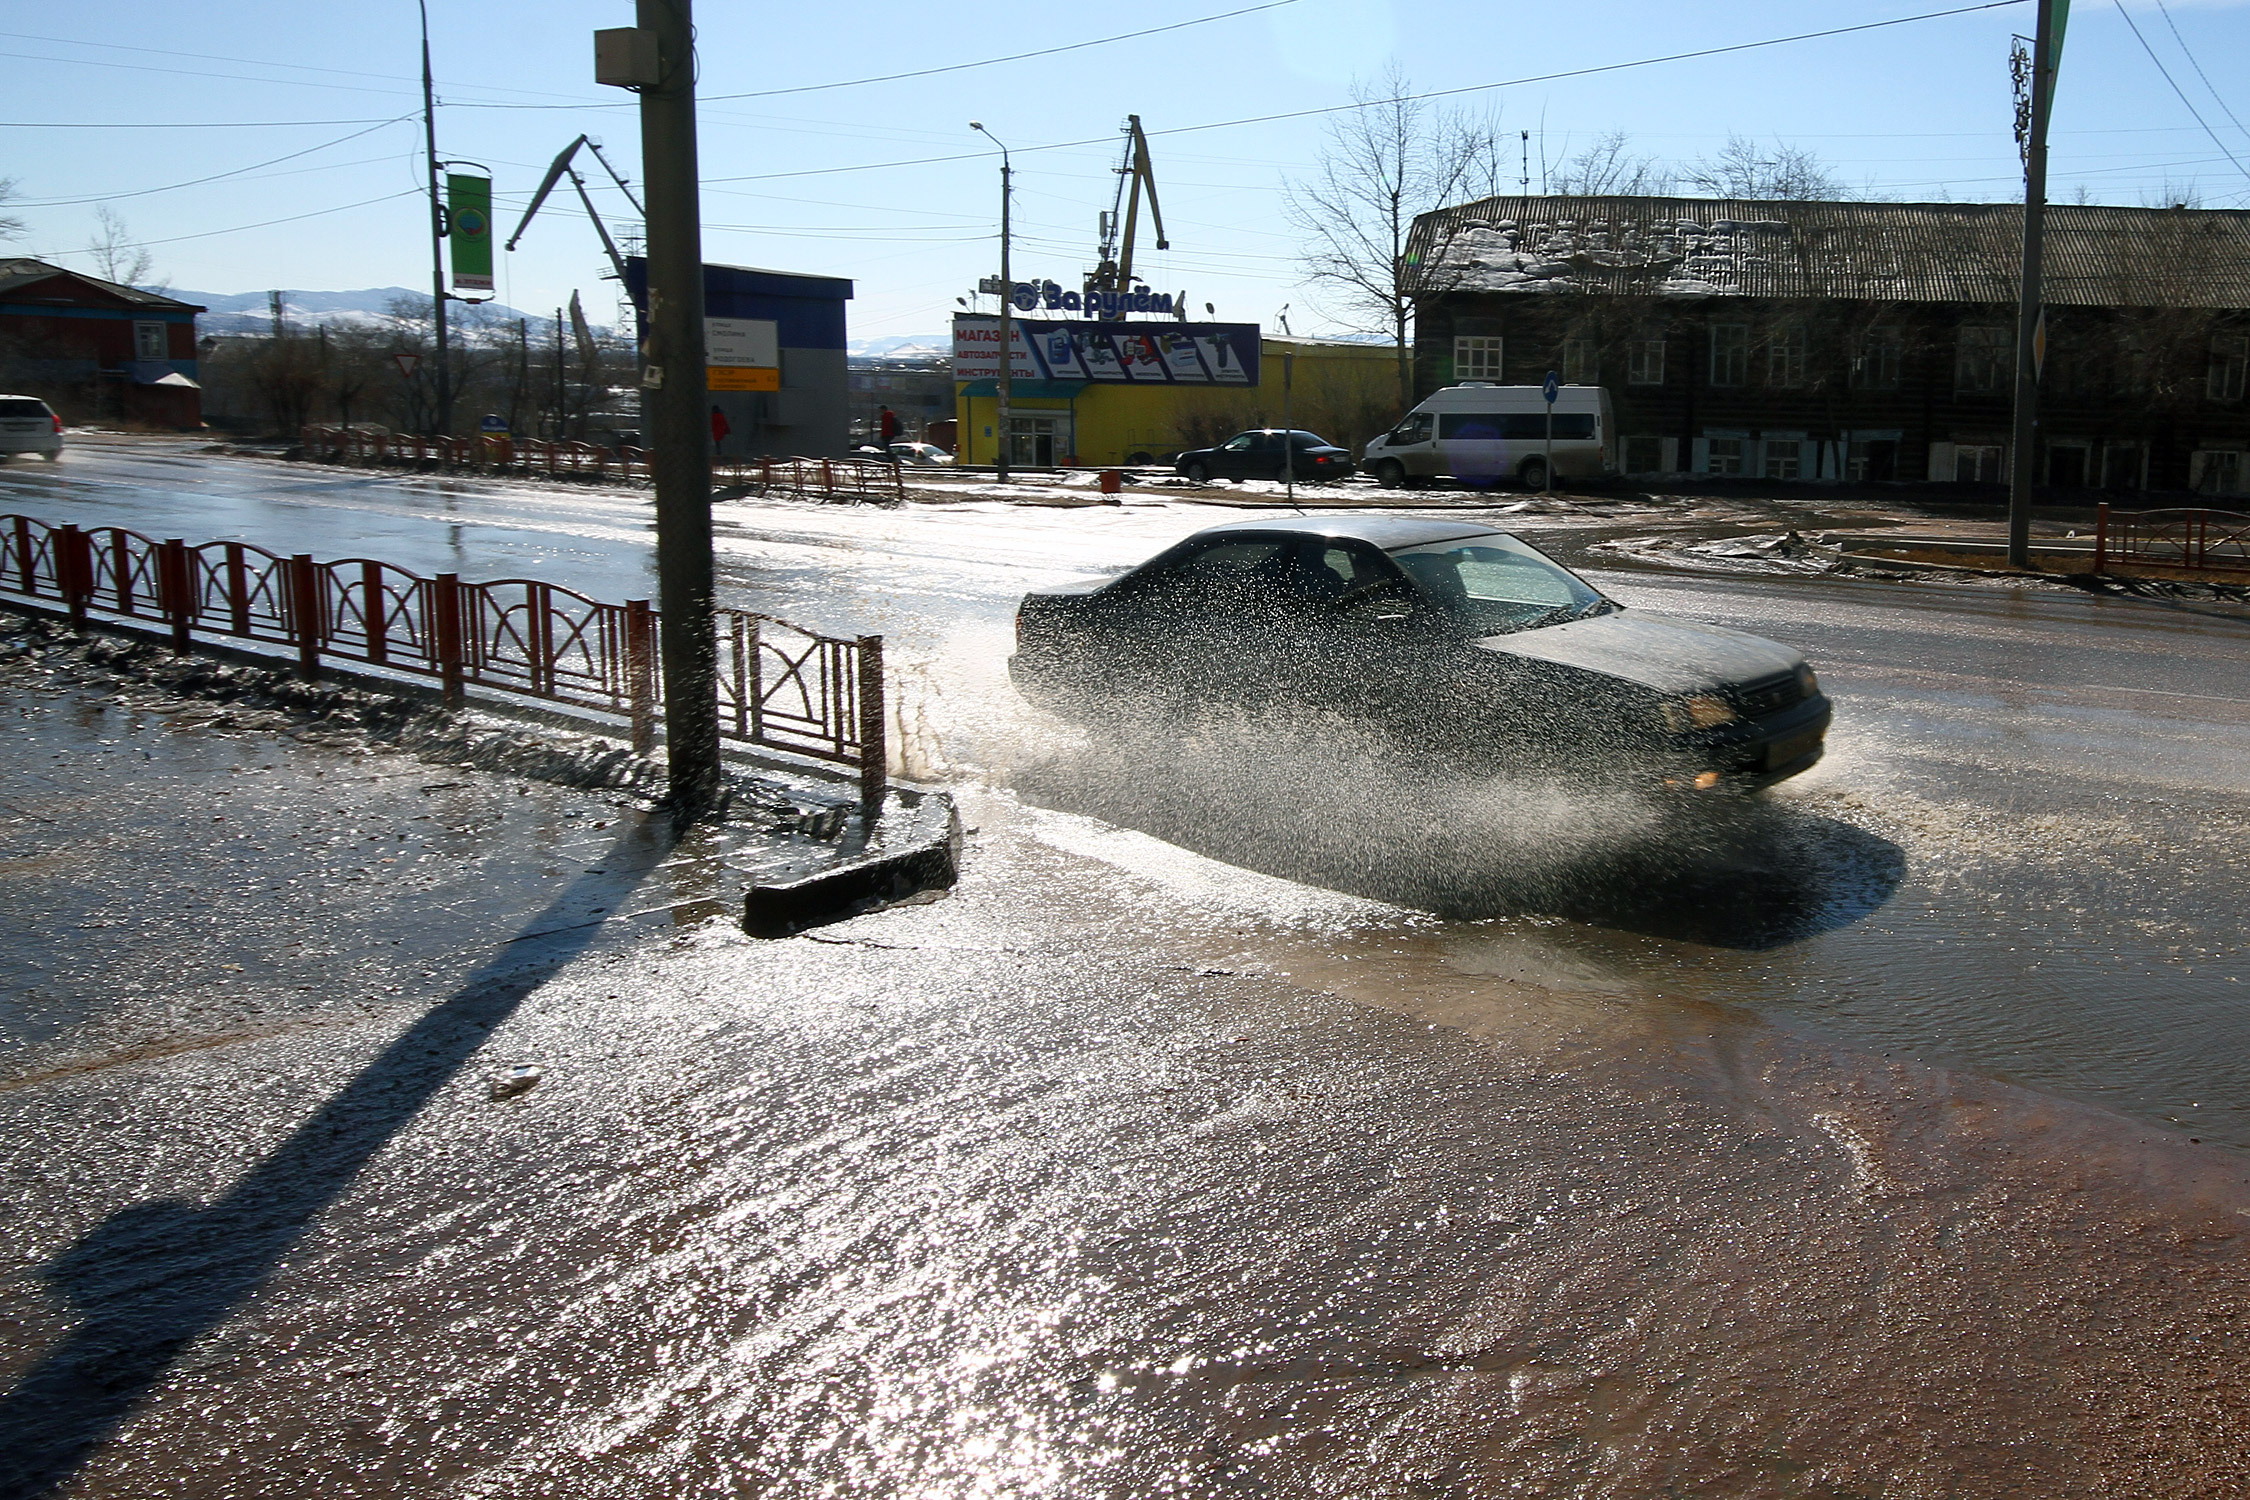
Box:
1659;694;1740;733
1795;662;1821;699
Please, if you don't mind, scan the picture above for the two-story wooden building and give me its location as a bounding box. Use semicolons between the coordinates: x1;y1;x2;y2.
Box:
0;258;205;428
1404;196;2250;494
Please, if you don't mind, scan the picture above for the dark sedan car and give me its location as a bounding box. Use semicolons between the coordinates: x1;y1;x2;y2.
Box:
1011;516;1831;788
1174;429;1355;484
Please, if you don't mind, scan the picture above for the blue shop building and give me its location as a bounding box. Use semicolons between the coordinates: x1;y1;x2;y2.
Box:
626;258;852;458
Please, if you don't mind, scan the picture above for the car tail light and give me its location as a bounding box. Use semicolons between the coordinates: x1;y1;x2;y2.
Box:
51;413;63;434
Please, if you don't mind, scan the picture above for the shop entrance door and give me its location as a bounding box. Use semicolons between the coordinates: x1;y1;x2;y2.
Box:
1008;414;1070;468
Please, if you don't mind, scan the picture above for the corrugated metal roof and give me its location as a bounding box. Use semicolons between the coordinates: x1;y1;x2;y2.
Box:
0;258;205;312
1405;196;2250;308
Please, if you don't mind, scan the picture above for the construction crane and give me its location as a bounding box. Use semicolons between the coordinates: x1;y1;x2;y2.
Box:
1088;115;1169;300
505;135;645;289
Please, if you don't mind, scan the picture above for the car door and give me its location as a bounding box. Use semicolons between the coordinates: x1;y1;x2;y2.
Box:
1286;540;1438;726
1214;433;1258;478
1104;536;1300;705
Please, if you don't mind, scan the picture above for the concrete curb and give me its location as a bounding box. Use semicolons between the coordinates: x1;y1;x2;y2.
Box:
741;790;962;938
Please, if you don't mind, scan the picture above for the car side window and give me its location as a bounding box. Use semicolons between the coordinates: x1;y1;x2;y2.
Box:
1391;413;1433;444
1222;434;1254;452
1144;540;1292;601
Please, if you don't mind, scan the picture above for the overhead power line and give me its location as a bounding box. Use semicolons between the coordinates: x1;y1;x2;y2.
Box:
56;189;421;255
2152;0;2250;146
14;115;416;208
0;116;401;129
707;0;2032;184
2111;0;2250;187
702;0;1300;101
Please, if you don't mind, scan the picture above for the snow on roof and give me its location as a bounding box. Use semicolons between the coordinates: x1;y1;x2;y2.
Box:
1407;196;2250;308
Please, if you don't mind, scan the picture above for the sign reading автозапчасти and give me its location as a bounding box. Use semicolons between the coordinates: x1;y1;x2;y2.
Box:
953;318;1259;385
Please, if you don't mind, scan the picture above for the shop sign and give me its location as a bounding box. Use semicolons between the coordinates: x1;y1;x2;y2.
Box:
954;317;1258;385
1006;279;1179;320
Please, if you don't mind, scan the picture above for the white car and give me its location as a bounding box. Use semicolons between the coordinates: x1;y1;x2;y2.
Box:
887;441;954;467
0;395;62;461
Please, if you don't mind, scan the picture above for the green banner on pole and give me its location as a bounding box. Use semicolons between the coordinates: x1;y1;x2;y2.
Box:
447;173;493;292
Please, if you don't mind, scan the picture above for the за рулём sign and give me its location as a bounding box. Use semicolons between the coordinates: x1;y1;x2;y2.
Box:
1009;280;1177;318
953;317;1259;385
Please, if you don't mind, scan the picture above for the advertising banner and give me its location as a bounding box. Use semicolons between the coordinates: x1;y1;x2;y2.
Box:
446;174;493;292
953;317;1258;386
705;316;779;369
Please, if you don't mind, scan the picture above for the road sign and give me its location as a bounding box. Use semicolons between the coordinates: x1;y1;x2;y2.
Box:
479;413;508;433
977;276;1006;296
1543;370;1559;403
707;365;780;392
393;353;421;379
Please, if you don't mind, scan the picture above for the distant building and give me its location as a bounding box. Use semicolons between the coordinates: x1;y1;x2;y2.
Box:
625;258;854;458
1405;196;2250;493
848;353;954;445
0;258;205;428
950;315;1401;467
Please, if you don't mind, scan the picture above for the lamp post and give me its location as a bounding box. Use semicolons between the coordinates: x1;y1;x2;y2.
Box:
417;0;452;437
971;121;1012;482
1276;304;1293;507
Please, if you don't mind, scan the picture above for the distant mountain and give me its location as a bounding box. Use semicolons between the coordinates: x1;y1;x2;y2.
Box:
849;333;951;359
178;286;549;336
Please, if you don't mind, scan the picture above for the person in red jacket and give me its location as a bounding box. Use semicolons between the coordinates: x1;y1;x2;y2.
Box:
878;405;900;445
710;404;731;450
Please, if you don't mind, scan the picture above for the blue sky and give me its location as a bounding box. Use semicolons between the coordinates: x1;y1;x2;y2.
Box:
4;0;2249;341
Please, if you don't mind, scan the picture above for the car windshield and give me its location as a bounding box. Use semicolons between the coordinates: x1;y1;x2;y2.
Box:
1386;533;1608;633
1287;431;1330;449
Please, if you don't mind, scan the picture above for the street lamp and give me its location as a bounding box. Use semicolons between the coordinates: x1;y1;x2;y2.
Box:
970;121;1012;482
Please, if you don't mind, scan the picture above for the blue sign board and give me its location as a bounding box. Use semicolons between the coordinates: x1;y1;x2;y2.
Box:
479;413;508;433
1543;371;1560;403
955;317;1260;386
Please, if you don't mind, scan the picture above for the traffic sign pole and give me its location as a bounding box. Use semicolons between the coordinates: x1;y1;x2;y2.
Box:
1542;369;1558;496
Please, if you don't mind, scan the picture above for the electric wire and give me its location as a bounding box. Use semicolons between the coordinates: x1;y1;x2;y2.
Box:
2152;0;2250;144
701;0;1299;100
12;115;416;208
2111;0;2250;187
51;189;421;255
706;0;2032;184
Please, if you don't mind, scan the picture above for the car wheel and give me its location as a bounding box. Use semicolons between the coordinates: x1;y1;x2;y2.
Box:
1518;456;1550;491
1373;460;1405;489
1184;461;1210;484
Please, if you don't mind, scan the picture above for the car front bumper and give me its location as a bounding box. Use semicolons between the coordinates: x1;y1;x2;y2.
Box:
1683;694;1833;787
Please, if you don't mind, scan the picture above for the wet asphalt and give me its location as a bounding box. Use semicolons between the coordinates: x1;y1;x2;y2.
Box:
2;439;2249;1495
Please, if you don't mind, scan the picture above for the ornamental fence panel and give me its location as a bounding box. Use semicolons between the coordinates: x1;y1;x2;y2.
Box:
0;512;883;804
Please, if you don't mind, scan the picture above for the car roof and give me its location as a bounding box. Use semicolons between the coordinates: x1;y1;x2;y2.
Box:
1183;514;1504;550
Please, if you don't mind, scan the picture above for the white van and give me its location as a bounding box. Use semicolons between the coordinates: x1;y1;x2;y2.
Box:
1361;383;1614;490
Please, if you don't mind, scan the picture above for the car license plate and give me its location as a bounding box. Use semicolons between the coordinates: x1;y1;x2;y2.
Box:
1765;727;1824;770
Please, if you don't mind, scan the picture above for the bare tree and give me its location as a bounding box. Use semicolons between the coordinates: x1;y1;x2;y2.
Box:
1550;132;1674;197
0;178;24;243
1285;64;1507;406
89;205;159;289
1684;134;1848;201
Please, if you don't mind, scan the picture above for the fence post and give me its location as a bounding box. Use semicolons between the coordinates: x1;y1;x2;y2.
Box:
160;539;192;649
363;560;388;662
58;524;89;626
2093;502;2109;573
626;599;657;755
432;573;465;706
13;515;34;596
857;633;886;813
290;553;321;680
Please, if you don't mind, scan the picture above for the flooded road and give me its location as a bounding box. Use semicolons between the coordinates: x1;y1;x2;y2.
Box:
11;438;2245;1149
6;441;2250;1494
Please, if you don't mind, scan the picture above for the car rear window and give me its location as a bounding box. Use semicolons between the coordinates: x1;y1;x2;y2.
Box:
0;399;52;419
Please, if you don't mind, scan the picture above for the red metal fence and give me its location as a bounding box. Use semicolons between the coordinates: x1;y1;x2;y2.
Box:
0;513;885;804
300;427;905;505
2094;505;2250;574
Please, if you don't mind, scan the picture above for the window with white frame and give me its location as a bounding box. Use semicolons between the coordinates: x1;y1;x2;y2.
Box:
1561;338;1597;386
2208;335;2247;401
133;321;167;360
2193;450;2243;495
1954;444;2007;483
1706;435;1747;475
1850;328;1902;390
1766;328;1807;389
1764;438;1803;480
1627;339;1665;386
1955;326;2011;394
1453;336;1503;381
1709;324;1748;386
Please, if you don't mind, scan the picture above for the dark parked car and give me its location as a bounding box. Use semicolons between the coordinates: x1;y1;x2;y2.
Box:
1011;516;1831;788
1174;429;1354;484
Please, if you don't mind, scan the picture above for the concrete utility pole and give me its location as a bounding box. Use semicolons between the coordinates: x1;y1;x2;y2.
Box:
2008;0;2062;569
972;122;1012;482
418;0;452;437
601;0;720;815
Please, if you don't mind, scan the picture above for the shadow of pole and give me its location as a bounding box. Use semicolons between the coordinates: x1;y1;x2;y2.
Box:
0;814;680;1499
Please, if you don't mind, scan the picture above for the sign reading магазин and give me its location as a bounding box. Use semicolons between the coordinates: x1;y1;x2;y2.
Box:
953;317;1259;385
